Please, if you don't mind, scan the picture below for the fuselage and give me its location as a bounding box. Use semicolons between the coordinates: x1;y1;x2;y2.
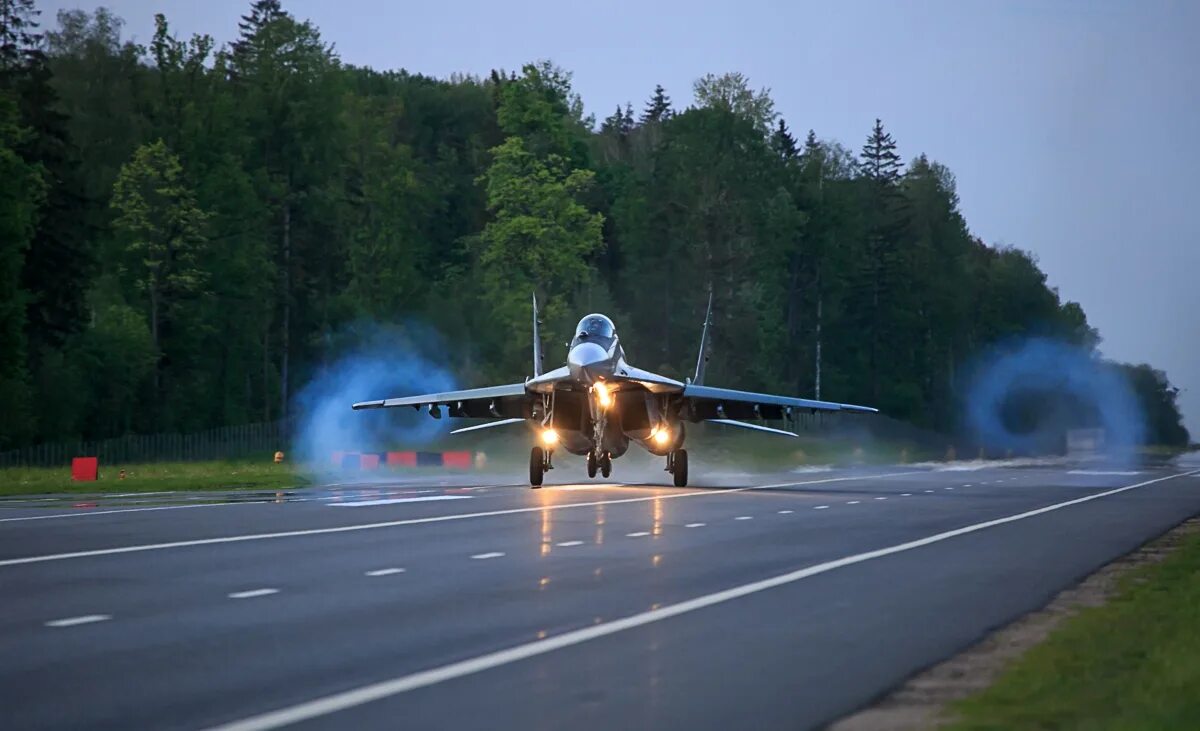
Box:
545;314;681;460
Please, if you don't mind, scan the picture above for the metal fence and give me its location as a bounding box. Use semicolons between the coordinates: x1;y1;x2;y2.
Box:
0;421;292;469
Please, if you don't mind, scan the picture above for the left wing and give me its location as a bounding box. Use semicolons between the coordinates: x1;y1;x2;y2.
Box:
681;384;877;421
352;383;532;419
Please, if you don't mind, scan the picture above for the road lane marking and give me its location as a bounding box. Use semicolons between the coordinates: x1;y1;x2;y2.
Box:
198;469;1200;731
228;589;278;599
734;516;753;521
555;541;583;547
365;568;405;577
1070;470;1140;476
925;490;934;493
875;497;888;501
0;471;918;568
777;510;794;514
945;487;954;490
813;505;829;510
330;496;473;507
684;523;706;528
847;501;861;505
470;552;504;560
45;614;110;628
625;531;650;538
901;493;912;497
0;502;265;523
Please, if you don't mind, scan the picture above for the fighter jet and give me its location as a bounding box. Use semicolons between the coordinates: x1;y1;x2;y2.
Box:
353;294;877;487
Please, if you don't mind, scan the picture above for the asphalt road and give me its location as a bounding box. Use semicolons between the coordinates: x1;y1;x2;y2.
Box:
2;457;1199;730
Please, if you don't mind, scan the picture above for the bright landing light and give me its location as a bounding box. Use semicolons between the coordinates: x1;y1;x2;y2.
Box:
593;382;612;409
541;429;559;445
652;426;670;445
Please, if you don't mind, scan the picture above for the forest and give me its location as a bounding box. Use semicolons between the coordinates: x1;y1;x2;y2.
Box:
0;0;1189;450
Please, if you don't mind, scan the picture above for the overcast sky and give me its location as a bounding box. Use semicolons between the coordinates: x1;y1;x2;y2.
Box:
42;0;1200;433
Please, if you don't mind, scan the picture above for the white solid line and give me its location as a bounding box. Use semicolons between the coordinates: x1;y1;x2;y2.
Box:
0;471;917;568
331;496;473;507
228;589;278;599
365;568;405;577
45;614;111;628
0;501;264;523
198;468;1200;731
684;522;706;528
813;505;829;510
777;510;794;514
625;531;650;538
734;516;753;521
470;552;504;560
847;500;861;505
555;540;584;547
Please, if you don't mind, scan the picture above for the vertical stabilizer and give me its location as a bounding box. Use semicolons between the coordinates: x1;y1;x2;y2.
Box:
693;289;714;385
531;292;543;377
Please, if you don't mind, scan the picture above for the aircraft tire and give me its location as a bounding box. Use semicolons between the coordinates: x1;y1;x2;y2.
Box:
587;451;598;478
529;446;545;488
672;449;688;487
600;453;612;478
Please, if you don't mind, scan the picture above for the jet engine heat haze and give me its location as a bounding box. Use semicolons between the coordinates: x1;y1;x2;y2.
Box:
353;294;878;486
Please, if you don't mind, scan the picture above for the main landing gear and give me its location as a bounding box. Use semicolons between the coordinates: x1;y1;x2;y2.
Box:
666;448;689;487
586;451;612;479
530;446;553;488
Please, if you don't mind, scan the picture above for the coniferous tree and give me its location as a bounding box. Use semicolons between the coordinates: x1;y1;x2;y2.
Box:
640;83;671;124
772;118;798;160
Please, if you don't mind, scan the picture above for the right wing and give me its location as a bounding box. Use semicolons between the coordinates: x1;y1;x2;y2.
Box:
352;383;532;419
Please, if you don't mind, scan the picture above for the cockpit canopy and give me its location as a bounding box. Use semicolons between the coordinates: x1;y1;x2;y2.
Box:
572;314;617;349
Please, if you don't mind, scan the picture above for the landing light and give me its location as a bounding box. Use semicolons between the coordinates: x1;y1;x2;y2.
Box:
652;426;670;446
541;429;559;445
593;382;612;409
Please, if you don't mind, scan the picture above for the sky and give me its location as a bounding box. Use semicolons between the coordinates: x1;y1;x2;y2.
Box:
41;0;1200;434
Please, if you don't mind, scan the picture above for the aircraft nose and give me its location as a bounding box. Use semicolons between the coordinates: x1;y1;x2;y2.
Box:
568;342;611;382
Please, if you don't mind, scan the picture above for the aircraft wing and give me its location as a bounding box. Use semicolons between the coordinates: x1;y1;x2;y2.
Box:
681;384;877;421
352;383;532;419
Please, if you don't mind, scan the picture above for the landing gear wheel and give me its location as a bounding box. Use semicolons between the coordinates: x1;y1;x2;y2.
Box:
600;453;612;478
529;446;545;488
672;449;688;487
586;451;598;478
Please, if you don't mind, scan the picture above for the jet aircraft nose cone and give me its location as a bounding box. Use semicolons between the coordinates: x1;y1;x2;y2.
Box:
568;342;612;383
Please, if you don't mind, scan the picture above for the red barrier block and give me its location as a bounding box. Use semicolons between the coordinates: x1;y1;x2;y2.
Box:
386;451;416;467
442;451;473;469
71;457;98;482
360;453;380;470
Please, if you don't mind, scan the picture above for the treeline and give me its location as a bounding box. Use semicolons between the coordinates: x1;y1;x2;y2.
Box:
0;1;1188;448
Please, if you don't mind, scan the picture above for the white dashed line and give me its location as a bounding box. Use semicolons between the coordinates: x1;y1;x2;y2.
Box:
625;532;650;538
777;510;794;514
684;523;706;528
45;614;111;628
470;552;505;560
964;484;973;487
847;501;861;505
1;471;918;568
901;493;912;497
228;589;278;599
734;516;753;521
813;505;830;510
331;496;473;507
945;487;955;491
365;568;405;577
875;497;888;501
924;490;934;493
556;541;584;547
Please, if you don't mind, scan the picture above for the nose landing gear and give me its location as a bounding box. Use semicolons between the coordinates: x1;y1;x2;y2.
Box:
586;450;612;479
666;448;688;487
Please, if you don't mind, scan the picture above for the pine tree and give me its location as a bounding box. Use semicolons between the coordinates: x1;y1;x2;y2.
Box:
621;102;634;136
0;0;40;75
771;118;798;160
640;83;671;124
860;118;902;184
230;0;285;64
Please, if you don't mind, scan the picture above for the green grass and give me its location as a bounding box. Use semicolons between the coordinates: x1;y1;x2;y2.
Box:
945;528;1200;730
0;460;310;496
